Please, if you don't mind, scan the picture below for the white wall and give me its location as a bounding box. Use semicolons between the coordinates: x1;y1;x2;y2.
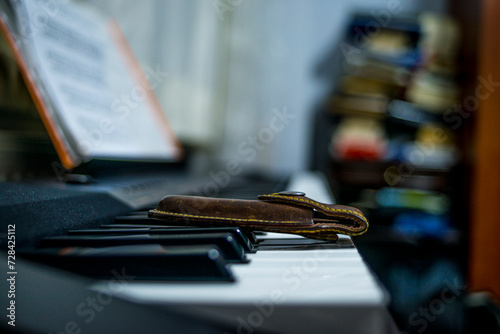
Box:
87;0;448;174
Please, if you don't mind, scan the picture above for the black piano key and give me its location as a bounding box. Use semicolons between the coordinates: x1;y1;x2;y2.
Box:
256;237;355;250
113;211;305;246
68;227;255;252
114;215;153;224
243;231;257;244
39;233;247;263
20;244;234;281
101;224;257;248
100;224;185;228
114;214;259;243
127;210;150;215
69;228;153;234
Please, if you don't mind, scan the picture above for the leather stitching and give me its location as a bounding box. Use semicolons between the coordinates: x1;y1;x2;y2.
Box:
150;209;367;236
151;210;293;224
261;193;368;222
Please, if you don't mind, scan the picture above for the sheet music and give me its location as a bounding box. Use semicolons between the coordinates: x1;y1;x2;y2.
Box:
13;0;181;161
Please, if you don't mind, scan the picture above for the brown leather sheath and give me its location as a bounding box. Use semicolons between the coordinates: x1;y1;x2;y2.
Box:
148;191;368;241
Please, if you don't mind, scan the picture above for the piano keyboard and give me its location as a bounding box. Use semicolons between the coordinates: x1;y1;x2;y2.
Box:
9;171;394;333
94;235;387;334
